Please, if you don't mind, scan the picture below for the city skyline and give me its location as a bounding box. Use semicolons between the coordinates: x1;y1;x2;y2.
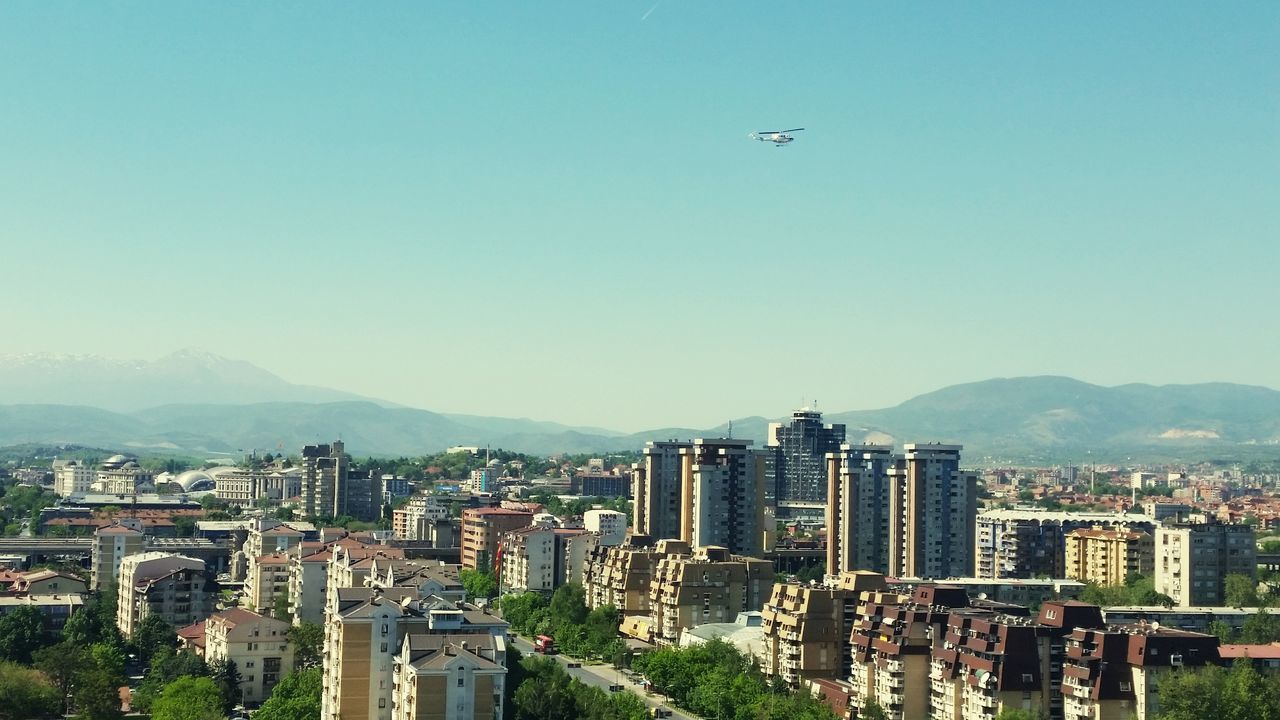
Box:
3;2;1277;429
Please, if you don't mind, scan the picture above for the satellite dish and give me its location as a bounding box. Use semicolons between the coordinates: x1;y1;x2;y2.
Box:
1151;621;1161;631
978;592;988;600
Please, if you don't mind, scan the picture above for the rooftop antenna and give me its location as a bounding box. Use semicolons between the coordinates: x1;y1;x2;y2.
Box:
727;420;733;438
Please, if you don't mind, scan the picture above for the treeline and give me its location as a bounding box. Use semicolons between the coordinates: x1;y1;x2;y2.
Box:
510;655;648;720
1079;573;1174;607
1157;659;1280;720
500;584;625;662
631;638;836;720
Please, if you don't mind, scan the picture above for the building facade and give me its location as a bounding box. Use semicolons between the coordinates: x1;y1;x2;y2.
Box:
891;444;978;579
1154;521;1256;606
391;633;506;720
203;608;295;705
648;546;772;646
582;509;626;546
826;444;898;576
761;572;886;688
460;508;532;571
92;524;147;591
767;407;846;507
976;509;1155;581
631;441;690;542
116;552;211;637
1064;527;1154;586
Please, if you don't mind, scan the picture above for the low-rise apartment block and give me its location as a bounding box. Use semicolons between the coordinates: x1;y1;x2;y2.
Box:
761;571;887;688
203;608;295;705
391;633;506;720
1062;624;1220;720
648;546;772;646
322;587;507;720
583;537;689;615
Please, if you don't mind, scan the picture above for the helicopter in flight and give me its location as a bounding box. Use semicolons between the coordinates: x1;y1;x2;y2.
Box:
748;128;804;146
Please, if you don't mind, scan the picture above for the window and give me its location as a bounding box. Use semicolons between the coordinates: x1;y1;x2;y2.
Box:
458;677;465;687
378;698;386;709
246;661;255;668
381;642;388;653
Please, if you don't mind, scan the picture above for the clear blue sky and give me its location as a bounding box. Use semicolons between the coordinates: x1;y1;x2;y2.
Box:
2;2;1277;431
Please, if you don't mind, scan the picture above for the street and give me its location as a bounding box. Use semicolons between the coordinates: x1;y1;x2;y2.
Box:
507;634;697;720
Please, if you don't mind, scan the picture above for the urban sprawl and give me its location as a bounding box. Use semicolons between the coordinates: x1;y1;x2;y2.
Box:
2;409;1279;720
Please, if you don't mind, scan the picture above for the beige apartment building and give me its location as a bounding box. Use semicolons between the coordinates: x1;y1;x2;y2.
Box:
391;634;506;720
1064;527;1154;586
322;587;507;720
117;551;211;637
392;496;450;541
761;571;886;688
648;546;772;646
583;537;689;614
287;535;401;625
203;608;295;705
460;508;532;571
499;526;556;593
92;524;147;590
1154;521;1256;606
246;552;291;616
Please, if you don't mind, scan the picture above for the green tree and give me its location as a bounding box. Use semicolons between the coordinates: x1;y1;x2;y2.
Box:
174;516;196;537
0;604;48;663
73;645;126;720
287;622;325;669
150;676;225;720
33;641;86;715
1238;608;1280;644
499;592;550;635
1225;573;1262;608
131;612;177;663
1156;660;1280;720
131;647;210;714
860;700;891;720
209;658;243;713
460;568;498;600
254;668;322;720
0;660;61;720
995;709;1042;720
273;588;293;622
549;583;589;626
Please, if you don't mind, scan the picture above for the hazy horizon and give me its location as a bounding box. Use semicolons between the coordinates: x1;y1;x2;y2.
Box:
3;3;1277;429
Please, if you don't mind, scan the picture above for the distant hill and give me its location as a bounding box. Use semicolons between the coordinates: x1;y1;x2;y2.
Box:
0;349;388;411
1;353;1278;461
827;376;1280;462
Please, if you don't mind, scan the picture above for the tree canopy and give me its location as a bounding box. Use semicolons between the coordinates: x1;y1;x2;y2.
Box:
1156;660;1280;720
288;622;325;669
461;567;499;600
512;656;647;720
0;604;47;664
0;660;60;720
150;676;226;720
631;638;836;720
254;667;322;720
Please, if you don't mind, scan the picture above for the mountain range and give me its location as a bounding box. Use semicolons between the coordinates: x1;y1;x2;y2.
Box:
1;351;1278;462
